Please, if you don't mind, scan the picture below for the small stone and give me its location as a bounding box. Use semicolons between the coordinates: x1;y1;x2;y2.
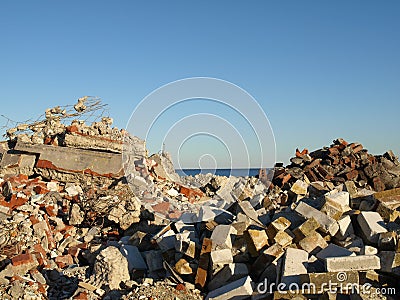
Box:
65;184;83;197
274;230;294;247
175;258;193;275
357;211;387;244
293;217;320;242
266;216;291;239
167;188;179;197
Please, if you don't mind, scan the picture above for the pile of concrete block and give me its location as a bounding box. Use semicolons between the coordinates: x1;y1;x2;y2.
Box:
1;102;399;300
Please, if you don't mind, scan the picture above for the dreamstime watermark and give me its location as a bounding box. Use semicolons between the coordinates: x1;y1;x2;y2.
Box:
123;77;276;222
256;272;397;296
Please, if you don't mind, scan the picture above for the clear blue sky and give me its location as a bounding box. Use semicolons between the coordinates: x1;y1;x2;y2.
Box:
1;1;399;167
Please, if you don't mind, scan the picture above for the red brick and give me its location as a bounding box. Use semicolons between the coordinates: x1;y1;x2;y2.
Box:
353;144;363;154
152;202;170;213
66;125;79;133
29;215;40;225
74;292;88;300
37;282;47;294
176;283;186;291
179;186;204;203
32;243;51;268
168;211;183;219
328;147;340;155
0;194;29;210
68;246;81;257
12;252;34;266
296;148;308;157
282;173;291;185
76;242;88;250
55;254;73;268
346;169;359;181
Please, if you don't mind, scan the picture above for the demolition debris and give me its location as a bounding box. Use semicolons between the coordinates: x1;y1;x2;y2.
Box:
0;99;399;299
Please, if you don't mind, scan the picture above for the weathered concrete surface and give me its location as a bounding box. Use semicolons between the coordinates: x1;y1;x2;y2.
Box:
64;132;123;153
15;139;124;178
281;248;308;285
93;246;130;290
205;276;253;300
150;152;181;182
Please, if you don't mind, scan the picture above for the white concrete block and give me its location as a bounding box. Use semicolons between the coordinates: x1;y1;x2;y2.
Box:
357;211;387;244
210;225;237;250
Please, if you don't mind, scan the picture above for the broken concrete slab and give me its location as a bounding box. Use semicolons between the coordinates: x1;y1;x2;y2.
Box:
64;132;123;153
93;246;130;290
281;248;308;285
210;225;237;250
15;139;124;179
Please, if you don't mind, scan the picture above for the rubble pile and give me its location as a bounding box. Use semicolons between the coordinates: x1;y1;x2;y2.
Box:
0;101;399;299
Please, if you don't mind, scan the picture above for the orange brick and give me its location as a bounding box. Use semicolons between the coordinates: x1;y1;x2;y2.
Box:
68;246;81;257
55;254;73;268
12;252;34;266
74;292;88;300
45;205;57;217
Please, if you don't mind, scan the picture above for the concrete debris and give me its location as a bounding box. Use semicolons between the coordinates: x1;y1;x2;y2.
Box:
93;246;130;290
1;107;400;300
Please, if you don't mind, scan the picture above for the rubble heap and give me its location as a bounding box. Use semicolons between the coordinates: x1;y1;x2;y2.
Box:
0;101;400;300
